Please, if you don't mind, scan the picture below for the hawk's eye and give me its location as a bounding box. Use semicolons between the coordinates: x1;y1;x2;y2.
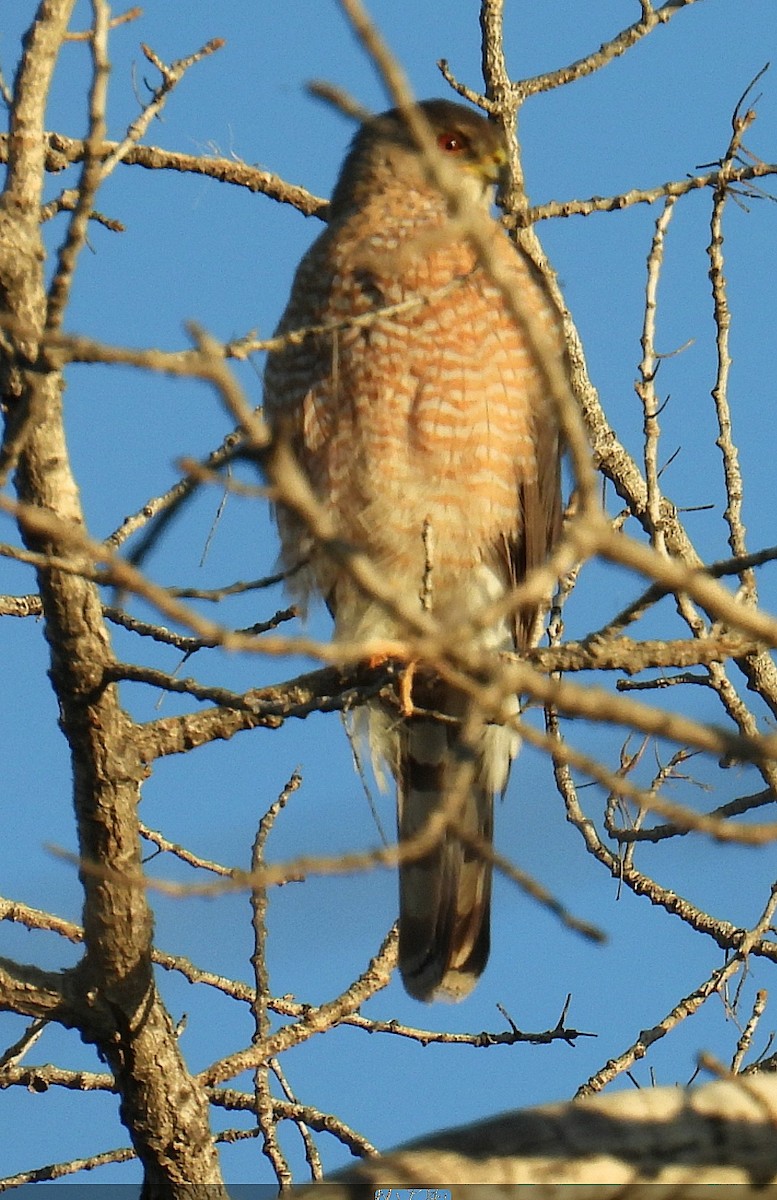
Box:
437;130;468;153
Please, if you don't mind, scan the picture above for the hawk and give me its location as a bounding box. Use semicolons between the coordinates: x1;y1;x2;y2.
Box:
264;99;564;1001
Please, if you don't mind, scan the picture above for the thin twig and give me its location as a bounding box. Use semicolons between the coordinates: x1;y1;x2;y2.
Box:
99;37;225;179
732;990;769;1074
637;197;677;553
45;0;111;332
576;883;777;1096
250;772;302;1190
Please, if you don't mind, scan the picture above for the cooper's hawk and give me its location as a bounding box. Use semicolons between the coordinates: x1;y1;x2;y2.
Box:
264;99;564;1002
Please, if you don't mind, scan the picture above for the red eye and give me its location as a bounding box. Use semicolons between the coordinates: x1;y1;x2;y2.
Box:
437;131;466;153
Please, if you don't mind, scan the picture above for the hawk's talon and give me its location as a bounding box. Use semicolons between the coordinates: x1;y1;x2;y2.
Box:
398;661;417;718
364;650;416;716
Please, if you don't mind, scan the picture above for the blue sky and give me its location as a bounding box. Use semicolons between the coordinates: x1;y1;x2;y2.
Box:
2;0;777;1187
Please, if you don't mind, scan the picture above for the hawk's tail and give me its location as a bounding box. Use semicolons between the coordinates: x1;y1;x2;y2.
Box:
396;700;514;1002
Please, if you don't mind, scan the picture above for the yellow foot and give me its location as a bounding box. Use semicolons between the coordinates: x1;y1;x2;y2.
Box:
364;649;417;717
398;660;417;718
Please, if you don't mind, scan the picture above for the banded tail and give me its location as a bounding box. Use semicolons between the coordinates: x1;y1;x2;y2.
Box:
395;685;515;1002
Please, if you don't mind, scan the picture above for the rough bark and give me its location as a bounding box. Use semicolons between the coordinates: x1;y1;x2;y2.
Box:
308;1073;777;1194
